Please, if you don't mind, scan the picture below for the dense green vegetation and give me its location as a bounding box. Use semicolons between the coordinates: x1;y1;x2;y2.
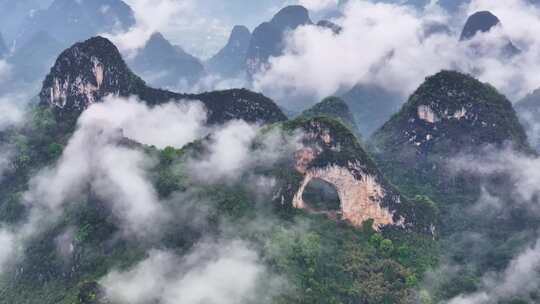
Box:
370;71;539;303
2;33;536;303
0;104;438;304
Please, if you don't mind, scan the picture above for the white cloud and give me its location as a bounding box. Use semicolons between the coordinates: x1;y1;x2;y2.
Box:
448;239;540;304
254;0;540;107
0;229;16;274
0;60;11;84
187;120;303;183
84;96;208;149
174;74;250;94
107;0;349;59
108;0;231;59
298;0;338;11
0;100;24;129
0;97;213;274
189;120;259;181
446;148;540;303
23;97;210;238
451;148;540;212
101;241;278;304
24;111;165;238
254;1;456;101
0;94;28;181
105;0;196;55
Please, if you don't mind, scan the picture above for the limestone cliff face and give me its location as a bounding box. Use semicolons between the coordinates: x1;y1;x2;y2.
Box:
39;36;287;125
292;163;398;229
47;56;104;109
280;117;410;230
40;36;146;117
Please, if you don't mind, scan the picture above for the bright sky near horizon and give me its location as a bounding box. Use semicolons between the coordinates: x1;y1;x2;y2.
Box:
121;0;337;59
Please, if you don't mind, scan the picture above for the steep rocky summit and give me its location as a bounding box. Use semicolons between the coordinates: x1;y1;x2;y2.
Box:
40;36;143;114
276;117;430;231
372;71;529;164
39;36;287;125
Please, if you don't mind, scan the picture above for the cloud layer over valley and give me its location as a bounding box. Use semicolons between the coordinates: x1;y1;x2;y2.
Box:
0;95;299;302
254;0;540;106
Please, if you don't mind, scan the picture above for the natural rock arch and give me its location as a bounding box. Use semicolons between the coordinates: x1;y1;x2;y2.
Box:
284;118;407;231
301;178;341;212
292;163;398;230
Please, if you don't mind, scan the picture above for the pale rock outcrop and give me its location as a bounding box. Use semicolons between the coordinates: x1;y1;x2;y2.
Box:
45;56;107;111
418;105;438;123
453;107;467;119
289;122;403;230
292;163;398;229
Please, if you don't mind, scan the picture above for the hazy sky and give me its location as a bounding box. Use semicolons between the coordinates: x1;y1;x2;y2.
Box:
121;0;335;58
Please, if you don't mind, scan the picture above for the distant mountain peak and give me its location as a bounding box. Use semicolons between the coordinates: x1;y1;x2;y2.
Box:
230;25;251;40
246;5;313;76
270;5;313;30
147;31;167;43
130;31;204;88
300;96;358;132
340;84;401;137
460;11;501;41
141;31;178;56
206;25;251;76
460;10;520;57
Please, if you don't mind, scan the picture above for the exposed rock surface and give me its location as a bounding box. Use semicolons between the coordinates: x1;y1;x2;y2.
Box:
39;36;287;125
372;70;530;165
293;163;397;229
277;117;422;230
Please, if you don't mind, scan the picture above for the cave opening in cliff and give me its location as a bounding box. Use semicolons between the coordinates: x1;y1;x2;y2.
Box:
302;178;341;212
